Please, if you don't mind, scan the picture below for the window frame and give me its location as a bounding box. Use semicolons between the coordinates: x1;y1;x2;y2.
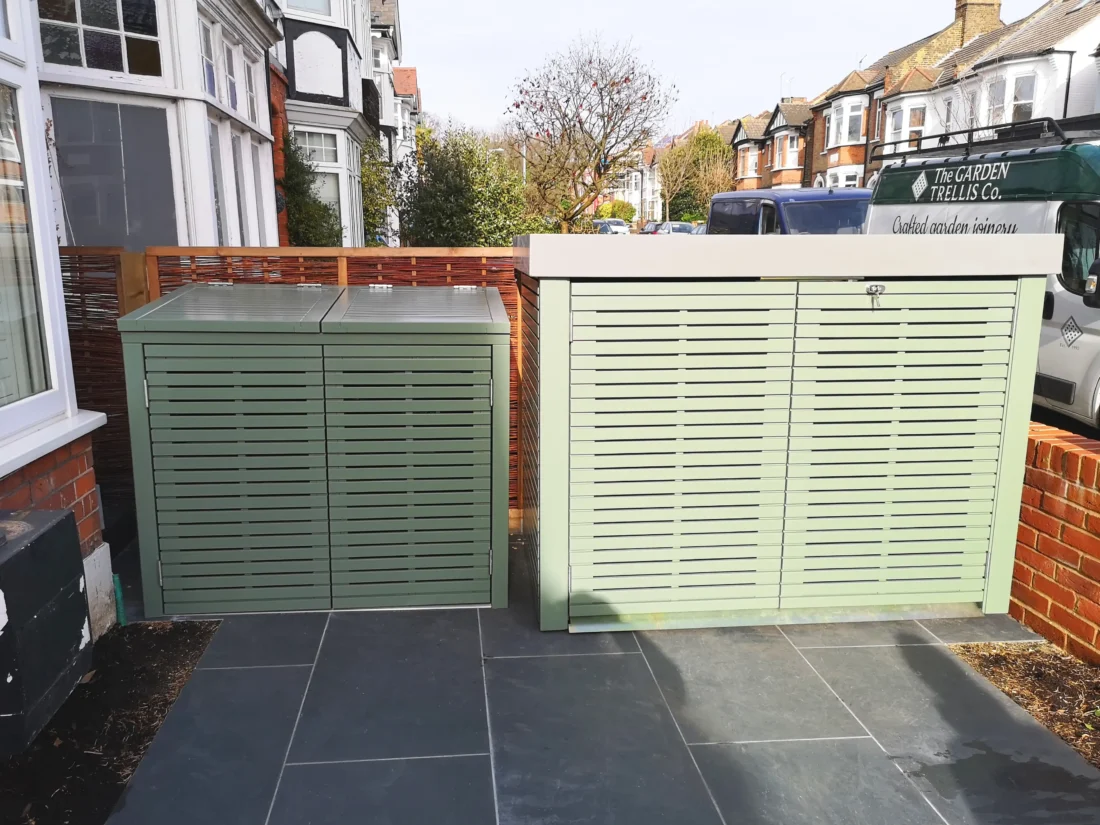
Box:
987;77;1007;125
37;0;162;78
0;54;83;448
245;61;258;122
223;41;238;111
1012;73;1036;123
1056;201;1100;296
907;105;926;150
200;18;217;97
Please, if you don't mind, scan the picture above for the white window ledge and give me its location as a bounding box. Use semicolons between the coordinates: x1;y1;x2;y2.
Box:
0;411;107;480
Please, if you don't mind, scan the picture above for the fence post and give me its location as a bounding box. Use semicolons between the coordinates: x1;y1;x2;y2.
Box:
119;252;149;316
338;254;348;286
145;251;162;300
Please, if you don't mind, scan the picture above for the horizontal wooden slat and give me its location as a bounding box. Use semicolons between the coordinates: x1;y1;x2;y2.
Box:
574;324;792;342
572;463;788;484
573;310;796;326
325;344;488;357
572;381;793;400
147;357;321;372
332;592;489;609
799;294;1016;310
796;322;1012;338
571;353;792;370
798;280;1016;295
790;420;1003;438
145;345;322;358
572;338;795;356
572;281;797;296
795;337;1010;354
796;308;1015;324
794;351;1010;367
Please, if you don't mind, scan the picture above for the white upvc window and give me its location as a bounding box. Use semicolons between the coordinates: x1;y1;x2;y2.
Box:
785;134;798;168
827;99;864;147
37;0;163;77
294;127;348;243
1012;74;1036;122
250;139;268;246
200;20;216;97
207;119;227;244
943;98;954;132
223;42;238;110
823;112;831;152
908;105;926;149
289;0;333;15
245;61;258;122
394;100;402;139
846;102;863;143
373;47;382;70
988;77;1006;125
746;147;758;175
886;107;902;148
298;130;338;163
830;105;842;146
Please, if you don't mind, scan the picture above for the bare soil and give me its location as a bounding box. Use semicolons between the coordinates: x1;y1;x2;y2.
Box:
953;641;1100;770
0;621;217;825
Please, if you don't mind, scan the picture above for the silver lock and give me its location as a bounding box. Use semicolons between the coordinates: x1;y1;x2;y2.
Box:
866;282;886;309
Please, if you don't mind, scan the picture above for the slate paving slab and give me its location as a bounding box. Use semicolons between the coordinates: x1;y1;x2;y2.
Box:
637;626;865;744
919;614;1042;644
197;612;329;669
781;620;940;648
803;640;1100;825
269;756;497;825
106;667;310;825
693;738;939;825
288;610;488;763
485;654;722;825
478;600;638;658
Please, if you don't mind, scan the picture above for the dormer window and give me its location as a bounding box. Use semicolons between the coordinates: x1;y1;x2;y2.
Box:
39;0;162;76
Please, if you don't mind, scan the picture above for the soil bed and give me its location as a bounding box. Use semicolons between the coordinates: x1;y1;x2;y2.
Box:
0;621;217;825
953;641;1100;770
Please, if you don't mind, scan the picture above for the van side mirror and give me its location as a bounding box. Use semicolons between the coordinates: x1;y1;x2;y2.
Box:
1086;262;1100;308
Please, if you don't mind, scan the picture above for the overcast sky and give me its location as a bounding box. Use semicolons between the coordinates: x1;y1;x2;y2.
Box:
401;0;1042;135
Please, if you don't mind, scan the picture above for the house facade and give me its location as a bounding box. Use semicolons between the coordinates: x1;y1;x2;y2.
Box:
36;0;281;249
762;99;811;189
392;65;419;166
1;0;113;633
275;0;375;247
731;113;768;190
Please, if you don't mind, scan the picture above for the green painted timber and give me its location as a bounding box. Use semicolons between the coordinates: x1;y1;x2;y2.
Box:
520;273;1048;631
120;283;509;616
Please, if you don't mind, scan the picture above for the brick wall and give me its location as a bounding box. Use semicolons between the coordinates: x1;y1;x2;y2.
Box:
0;437;103;557
269;61;290;247
1012;423;1100;664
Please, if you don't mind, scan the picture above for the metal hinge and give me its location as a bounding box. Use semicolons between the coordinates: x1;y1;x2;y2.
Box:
454;285;477;291
144;379;149;409
368;283;393;291
296;282;323;289
567;566;572;591
490;378;493;407
207;281;234;287
157;560;163;586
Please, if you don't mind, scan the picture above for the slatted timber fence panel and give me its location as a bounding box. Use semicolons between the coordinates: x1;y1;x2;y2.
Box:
783;279;1016;609
146;247;520;508
147;343;331;614
567;281;797;619
518;272;541;599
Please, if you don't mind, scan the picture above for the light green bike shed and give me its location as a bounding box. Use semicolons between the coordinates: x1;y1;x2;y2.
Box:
516;234;1061;632
120;283;510;617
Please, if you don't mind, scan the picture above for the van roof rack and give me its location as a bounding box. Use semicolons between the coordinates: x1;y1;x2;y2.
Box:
869;117;1070;165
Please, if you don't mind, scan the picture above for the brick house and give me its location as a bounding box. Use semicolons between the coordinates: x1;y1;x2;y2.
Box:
806;0;1007;188
730;113;769;190
762;99;812;189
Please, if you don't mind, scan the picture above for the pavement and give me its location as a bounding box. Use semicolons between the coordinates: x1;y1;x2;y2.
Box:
105;559;1100;825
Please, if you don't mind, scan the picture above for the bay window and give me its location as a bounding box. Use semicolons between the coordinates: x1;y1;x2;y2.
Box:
38;0;161;76
1012;74;1035;122
908;106;925;149
826;99;865;147
200;20;216;96
786;134;798;168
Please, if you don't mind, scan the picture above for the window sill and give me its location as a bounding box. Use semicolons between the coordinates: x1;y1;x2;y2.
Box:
0;410;107;480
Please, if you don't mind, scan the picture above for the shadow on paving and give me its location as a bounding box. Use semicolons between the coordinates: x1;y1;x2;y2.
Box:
897;629;1100;824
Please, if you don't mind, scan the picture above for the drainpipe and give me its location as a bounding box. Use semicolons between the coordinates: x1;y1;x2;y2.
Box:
1043;49;1076;120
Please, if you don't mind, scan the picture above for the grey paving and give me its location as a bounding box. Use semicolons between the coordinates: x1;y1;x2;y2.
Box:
106;666;310;825
782;620;940;648
478;599;638;658
637;626;866;744
197;612;329;668
269;756;496;825
803;641;1100;824
919;614;1042;644
486;654;723;825
693;738;938;825
288;610;488;763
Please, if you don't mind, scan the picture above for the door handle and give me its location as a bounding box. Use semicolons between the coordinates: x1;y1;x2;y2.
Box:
1044;291;1055;320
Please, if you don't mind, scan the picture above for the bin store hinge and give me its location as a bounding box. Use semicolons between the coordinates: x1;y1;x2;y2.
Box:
157;560;163;587
144;379;149;409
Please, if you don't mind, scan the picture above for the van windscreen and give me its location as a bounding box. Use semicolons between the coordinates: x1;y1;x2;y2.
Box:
709;200;760;234
783;199;869;235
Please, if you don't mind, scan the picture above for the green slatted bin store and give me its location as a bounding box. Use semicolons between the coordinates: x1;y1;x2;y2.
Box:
119;283;510;617
516;234;1062;633
321;285;511;610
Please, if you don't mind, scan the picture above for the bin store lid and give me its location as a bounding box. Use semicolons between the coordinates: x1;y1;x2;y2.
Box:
322;286;510;334
117;283;345;333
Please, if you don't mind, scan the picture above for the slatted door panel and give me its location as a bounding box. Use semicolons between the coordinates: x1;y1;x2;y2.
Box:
326;344;493;608
568;281;796;619
146;344;331;614
783;280;1015;609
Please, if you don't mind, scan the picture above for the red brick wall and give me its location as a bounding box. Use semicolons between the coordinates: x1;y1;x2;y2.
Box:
1012;424;1100;664
269;62;290;247
0;437;103;557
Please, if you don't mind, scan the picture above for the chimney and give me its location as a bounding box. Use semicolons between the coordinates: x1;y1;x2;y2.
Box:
955;0;1002;43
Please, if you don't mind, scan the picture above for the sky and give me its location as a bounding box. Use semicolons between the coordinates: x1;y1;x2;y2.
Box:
400;0;1042;136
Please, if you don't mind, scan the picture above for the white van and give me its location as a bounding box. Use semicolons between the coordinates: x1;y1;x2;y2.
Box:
865;140;1100;429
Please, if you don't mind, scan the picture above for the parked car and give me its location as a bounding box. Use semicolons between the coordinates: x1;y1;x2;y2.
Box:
692;224;708;235
593;218;630;235
654;222;696;235
640;221;660;234
708;188;871;235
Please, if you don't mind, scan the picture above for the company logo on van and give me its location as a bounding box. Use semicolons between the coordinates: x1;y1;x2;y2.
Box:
911;171;929;200
1063;317;1084;347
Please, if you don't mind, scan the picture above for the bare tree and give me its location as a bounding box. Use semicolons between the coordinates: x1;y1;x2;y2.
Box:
694;144;735;209
657;142;693;222
507;37;675;232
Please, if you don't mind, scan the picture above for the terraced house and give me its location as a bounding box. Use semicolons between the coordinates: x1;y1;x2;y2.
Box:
761;98;812;189
730;112;769;190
